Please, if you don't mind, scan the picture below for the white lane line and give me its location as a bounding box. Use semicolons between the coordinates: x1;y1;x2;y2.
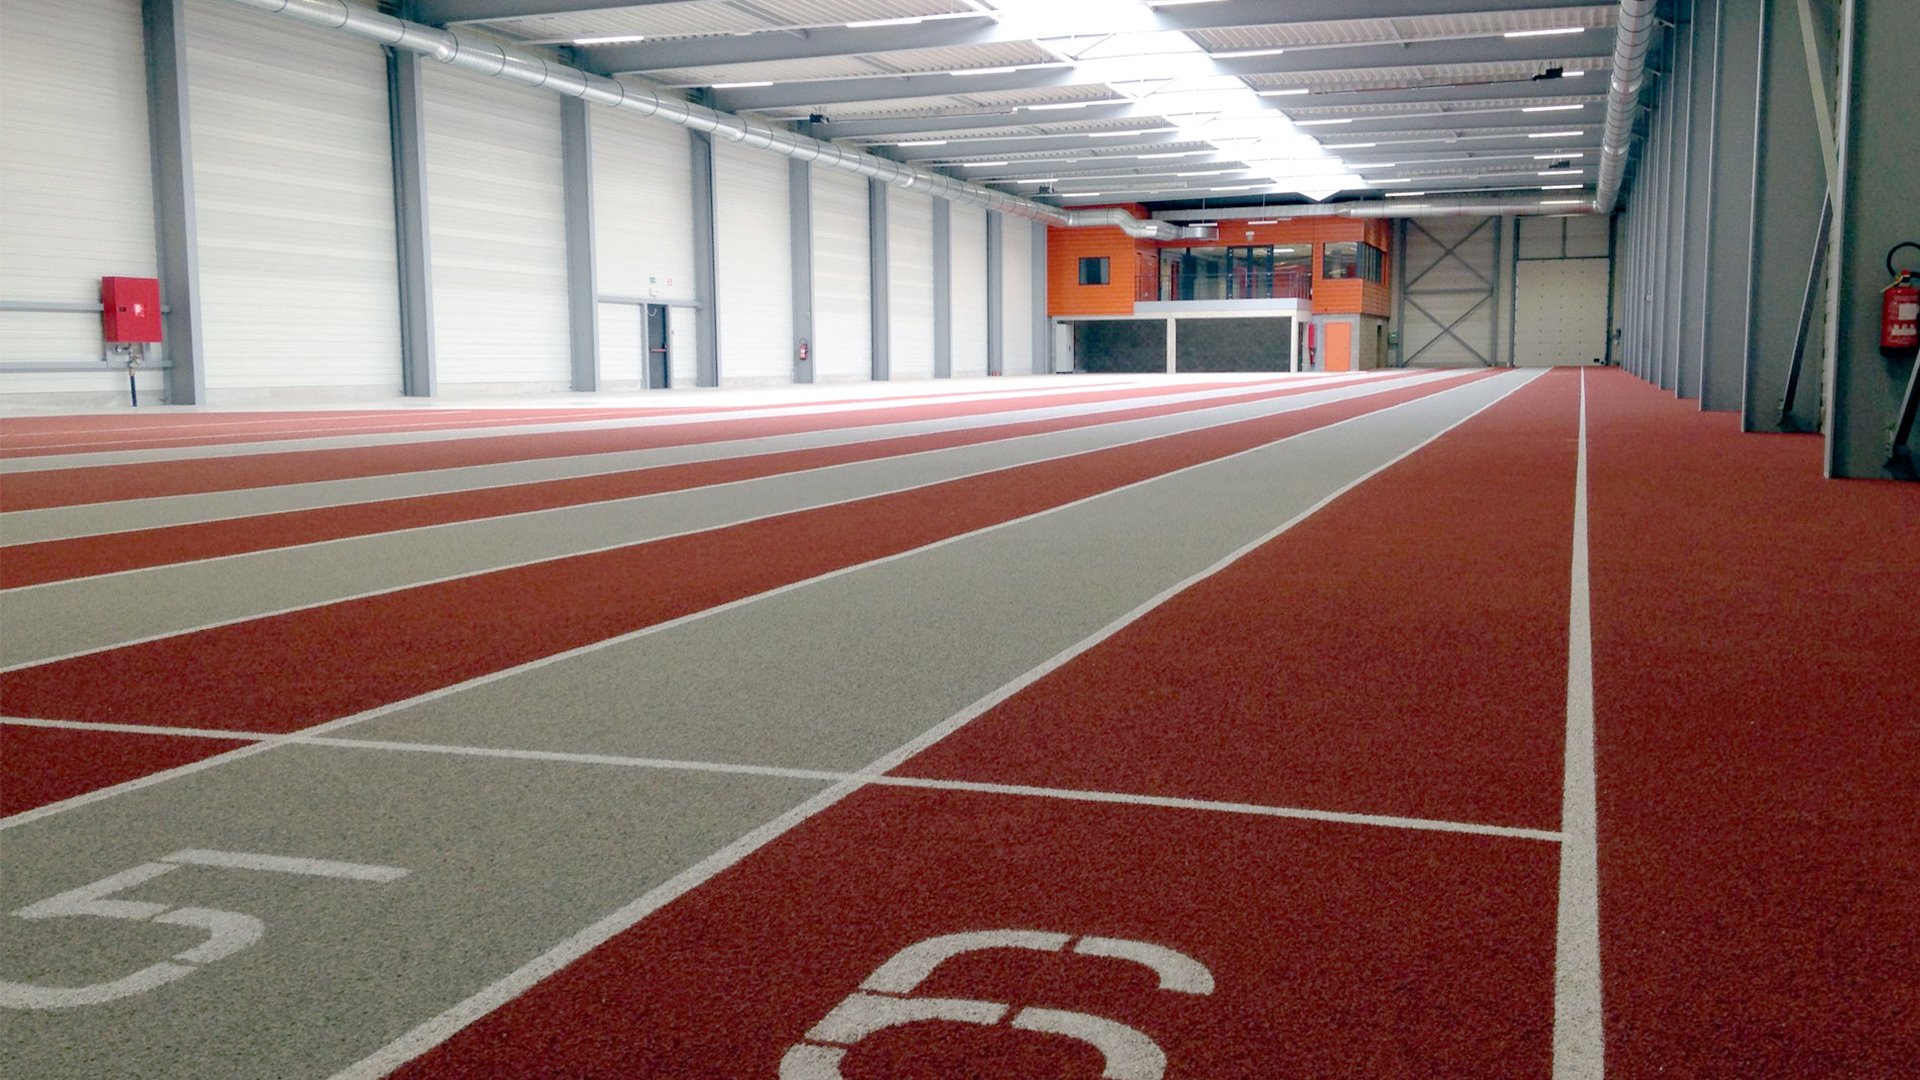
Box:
1;373;1462;671
0;717;1561;843
0;377;1314;472
0;375;1412;595
162;848;410;882
327;369;1545;1080
1553;368;1605;1078
0;375;1395;544
0;371;1516;832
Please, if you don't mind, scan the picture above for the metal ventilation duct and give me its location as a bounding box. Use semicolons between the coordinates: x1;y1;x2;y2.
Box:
1595;0;1659;213
216;0;1185;239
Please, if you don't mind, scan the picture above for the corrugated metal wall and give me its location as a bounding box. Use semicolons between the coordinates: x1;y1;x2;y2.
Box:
887;189;936;380
186;0;401;397
422;65;570;390
0;0;160;398
1002;217;1036;376
811;166;871;383
712;137;792;386
950;203;988;378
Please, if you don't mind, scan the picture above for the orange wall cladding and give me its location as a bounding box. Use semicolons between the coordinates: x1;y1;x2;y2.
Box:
1047;213;1393;319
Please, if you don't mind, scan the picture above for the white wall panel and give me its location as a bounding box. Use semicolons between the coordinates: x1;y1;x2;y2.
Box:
593;111;696;303
811;166;870;382
668;304;697;387
950;203;988;377
187;0;400;396
597;302;643;387
423;64;570;389
712;138;792;385
1001;216;1036;376
1;0;159;396
887;189;936;380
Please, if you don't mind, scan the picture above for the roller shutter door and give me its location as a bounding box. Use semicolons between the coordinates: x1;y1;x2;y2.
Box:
950;203;988;377
887;189;936;380
1001;216;1036;376
811;166;871;382
593;110;696;304
187;0;401;396
0;0;160;397
1514;260;1610;367
423;64;570;390
712;138;792;386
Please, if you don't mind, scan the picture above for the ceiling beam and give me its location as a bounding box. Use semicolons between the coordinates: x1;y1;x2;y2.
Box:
712;31;1615;111
582;0;1609;71
414;0;688;24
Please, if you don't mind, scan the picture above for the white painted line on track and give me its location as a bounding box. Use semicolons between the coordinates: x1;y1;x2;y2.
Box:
0;371;1510;833
0;373;1459;669
0;716;1562;843
162;848;410;882
0;375;1394;544
325;369;1546;1080
0;374;1410;593
1553;368;1605;1078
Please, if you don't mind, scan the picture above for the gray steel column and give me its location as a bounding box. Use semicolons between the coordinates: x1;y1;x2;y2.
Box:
1678;0;1718;401
1031;220;1049;374
1663;2;1695;393
932;198;951;378
868;178;890;381
1390;217;1408;366
1699;0;1763;411
985;212;1004;377
789;158;814;385
689;128;720;388
560;96;599;393
1647;72;1671;384
1742;0;1831;432
386;47;436;397
1823;0;1920;478
142;0;205;405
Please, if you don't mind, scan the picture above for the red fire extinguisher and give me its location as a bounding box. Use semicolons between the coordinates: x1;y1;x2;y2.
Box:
1883;243;1920;354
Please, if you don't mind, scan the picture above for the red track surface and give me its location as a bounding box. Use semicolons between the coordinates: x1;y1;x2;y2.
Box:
0;382;1128;457
900;368;1578;830
0;374;1483;795
0;725;249;815
0;379;1300;510
1585;369;1920;1076
1;377;1411;589
392;785;1557;1079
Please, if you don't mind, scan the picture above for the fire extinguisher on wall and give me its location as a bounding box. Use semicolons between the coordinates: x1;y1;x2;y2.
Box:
1883;243;1920;355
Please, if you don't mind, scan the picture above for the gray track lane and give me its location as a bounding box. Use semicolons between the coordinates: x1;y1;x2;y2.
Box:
1;376;1386;544
0;372;1531;1080
2;374;1451;668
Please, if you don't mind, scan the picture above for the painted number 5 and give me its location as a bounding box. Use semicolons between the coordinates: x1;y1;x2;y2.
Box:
0;848;407;1011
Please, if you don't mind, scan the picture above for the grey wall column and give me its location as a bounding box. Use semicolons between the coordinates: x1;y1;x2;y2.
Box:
1390;217;1408;366
142;0;205;405
1823;0;1920;478
789;158;814;385
1646;73;1669;383
1742;0;1833;432
1663;3;1695;394
984;212;1004;377
1678;0;1718;401
559;96;599;393
688;128;720;388
1699;0;1763;411
868;178;890;381
386;46;436;398
932;199;951;378
1031;222;1049;374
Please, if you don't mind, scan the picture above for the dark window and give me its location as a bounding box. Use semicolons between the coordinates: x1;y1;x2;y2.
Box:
1078;256;1111;286
1322;240;1384;283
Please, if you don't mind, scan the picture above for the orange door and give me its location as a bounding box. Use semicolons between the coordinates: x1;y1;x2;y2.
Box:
1325;321;1352;372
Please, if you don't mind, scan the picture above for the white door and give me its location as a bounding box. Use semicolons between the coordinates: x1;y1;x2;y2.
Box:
712;138;793;385
811;167;871;382
1514;258;1610;367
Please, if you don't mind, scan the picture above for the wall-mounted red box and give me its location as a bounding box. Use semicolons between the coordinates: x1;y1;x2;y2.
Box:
101;277;163;343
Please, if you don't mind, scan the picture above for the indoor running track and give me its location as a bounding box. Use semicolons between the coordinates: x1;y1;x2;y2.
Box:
2;369;1914;1079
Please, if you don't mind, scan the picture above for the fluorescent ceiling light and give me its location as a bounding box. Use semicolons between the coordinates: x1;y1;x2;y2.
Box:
1350;162;1397;169
1534;151;1586;158
1540;184;1585;190
1015;177;1058;183
1504;27;1585;38
1528;130;1585;138
1025;100;1122;110
1540;199;1587;205
1215;48;1288;59
712;80;772;88
1385;191;1429;198
1564;70;1587;77
1256;88;1311;97
1176;169;1239;176
1538;169;1584;175
1523;104;1585;113
895;139;948;147
1247;219;1279;225
955;66;1021;76
1371;178;1415;184
1325;142;1376;149
1061;192;1108;198
1294;118;1353;126
961;161;1011;167
845;16;924;27
572;35;645;45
